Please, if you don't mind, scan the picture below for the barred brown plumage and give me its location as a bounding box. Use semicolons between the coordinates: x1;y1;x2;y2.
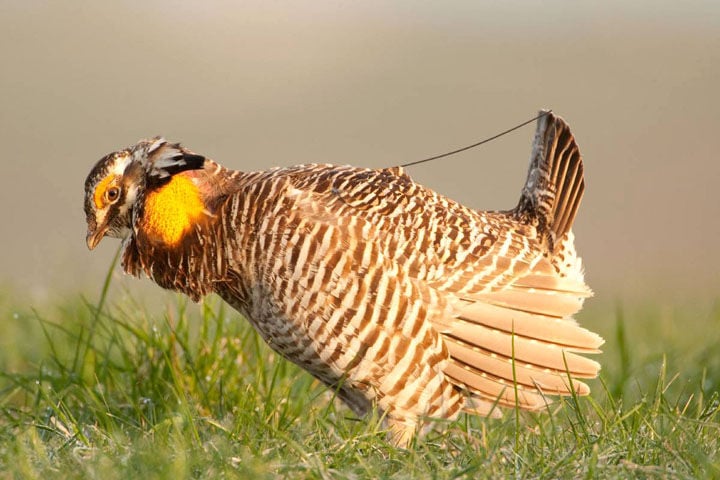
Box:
84;111;603;446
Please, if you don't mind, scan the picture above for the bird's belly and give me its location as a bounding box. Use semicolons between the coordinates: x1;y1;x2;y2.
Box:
216;284;348;388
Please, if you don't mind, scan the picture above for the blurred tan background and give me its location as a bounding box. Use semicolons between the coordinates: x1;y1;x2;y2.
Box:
0;1;718;305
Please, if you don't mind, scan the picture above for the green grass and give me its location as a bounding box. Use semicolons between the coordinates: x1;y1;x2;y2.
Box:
0;270;719;478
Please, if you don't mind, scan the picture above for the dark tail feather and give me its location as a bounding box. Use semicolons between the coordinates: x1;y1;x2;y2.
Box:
514;110;585;252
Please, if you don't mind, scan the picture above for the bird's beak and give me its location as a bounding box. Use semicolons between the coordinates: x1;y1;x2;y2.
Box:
86;224;108;250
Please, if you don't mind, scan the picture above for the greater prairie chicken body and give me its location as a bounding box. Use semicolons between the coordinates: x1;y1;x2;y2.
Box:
84;111;602;445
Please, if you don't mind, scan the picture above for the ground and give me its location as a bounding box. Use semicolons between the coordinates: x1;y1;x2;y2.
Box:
1;265;718;479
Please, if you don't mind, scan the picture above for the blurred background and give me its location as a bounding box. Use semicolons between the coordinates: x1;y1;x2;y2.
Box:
0;1;718;308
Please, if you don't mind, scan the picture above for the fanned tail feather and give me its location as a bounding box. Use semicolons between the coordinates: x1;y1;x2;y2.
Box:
454;298;602;352
471;287;586;319
442;299;602;410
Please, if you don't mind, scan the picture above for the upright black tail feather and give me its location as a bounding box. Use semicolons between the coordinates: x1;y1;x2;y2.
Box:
514;110;585;253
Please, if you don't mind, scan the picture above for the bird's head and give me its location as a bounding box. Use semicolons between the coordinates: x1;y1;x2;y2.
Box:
84;137;206;250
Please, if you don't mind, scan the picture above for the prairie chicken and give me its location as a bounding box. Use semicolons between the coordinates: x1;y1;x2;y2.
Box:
84;111;602;445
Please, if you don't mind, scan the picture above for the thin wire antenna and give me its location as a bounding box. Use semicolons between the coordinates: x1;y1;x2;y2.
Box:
400;110;552;168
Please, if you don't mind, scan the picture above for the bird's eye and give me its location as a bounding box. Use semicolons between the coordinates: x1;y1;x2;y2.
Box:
106;186;120;202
